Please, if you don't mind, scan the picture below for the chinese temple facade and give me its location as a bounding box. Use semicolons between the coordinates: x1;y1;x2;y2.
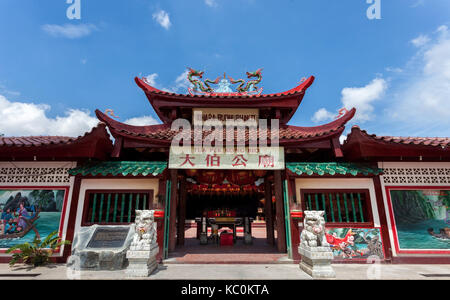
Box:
0;70;449;264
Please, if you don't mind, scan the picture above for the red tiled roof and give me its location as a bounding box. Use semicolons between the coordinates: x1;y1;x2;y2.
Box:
0;123;107;147
0;123;113;160
95;108;355;145
347;126;450;149
0;136;78;147
135;76;315;99
342;125;450;160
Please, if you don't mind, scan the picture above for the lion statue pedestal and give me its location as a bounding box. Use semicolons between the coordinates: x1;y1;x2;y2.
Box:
298;211;335;279
125;210;159;277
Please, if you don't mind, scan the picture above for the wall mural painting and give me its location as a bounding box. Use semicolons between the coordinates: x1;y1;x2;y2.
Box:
0;189;66;248
325;228;384;260
389;189;450;250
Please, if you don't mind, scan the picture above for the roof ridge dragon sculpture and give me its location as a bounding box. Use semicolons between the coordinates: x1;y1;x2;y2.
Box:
187;67;263;96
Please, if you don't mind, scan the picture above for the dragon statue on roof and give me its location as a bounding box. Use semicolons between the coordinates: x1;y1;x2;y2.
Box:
187;68;221;93
229;68;263;93
187;68;263;96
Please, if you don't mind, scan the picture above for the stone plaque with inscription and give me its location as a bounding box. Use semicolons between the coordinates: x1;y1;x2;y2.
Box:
69;224;134;270
87;227;130;249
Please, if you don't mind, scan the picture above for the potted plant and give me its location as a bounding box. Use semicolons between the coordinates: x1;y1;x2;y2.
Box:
6;230;71;267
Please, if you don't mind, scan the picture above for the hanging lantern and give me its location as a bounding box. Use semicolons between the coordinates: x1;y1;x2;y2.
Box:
185;169;198;178
253;170;267;178
228;171;256;186
196;171;225;185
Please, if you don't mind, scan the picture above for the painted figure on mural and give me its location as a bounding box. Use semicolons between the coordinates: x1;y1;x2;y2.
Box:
326;228;385;260
17;202;30;231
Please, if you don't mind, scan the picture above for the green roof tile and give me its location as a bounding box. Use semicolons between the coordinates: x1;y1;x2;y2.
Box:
286;162;383;176
69;161;167;177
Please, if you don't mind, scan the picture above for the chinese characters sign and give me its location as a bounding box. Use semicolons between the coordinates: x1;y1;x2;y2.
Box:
192;108;258;123
169;147;284;170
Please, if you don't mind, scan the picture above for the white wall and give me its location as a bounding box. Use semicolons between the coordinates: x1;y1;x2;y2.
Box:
295;178;380;227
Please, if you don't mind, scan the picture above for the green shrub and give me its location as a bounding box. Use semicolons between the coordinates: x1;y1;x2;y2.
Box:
6;230;71;267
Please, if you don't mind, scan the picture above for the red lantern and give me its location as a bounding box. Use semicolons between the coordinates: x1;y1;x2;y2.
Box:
290;210;303;219
185;169;198;178
196;171;225;185
154;209;165;219
253;170;267;178
228;171;255;186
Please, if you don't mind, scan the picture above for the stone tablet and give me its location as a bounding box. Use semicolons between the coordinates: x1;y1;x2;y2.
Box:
87;227;130;248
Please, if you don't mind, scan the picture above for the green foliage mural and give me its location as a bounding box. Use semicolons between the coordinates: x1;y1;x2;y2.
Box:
390;189;449;250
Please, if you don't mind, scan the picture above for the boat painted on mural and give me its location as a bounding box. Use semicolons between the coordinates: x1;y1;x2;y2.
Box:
0;189;66;247
427;227;450;243
0;207;40;240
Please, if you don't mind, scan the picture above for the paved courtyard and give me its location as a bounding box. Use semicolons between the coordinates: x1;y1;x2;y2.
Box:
0;263;449;280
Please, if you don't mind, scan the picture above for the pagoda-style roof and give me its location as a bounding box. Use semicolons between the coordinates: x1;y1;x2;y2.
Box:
135;76;315;124
343;126;450;161
95;107;355;157
0;123;113;160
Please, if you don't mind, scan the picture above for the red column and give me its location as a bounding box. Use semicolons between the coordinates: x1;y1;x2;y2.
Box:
155;179;166;262
168;169;178;252
373;175;393;262
274;170;286;253
177;177;186;246
287;177;301;262
264;176;275;245
62;175;82;261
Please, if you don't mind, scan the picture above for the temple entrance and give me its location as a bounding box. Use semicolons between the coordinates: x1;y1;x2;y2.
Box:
167;170;289;264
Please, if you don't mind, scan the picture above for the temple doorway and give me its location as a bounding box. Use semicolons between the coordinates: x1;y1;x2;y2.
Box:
168;170;288;263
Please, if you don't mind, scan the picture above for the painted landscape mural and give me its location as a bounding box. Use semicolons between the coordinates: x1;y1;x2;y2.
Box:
390;189;450;250
325;228;384;260
0;189;66;248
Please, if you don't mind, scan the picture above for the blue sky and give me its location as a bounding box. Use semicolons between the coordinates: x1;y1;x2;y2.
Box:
0;0;449;138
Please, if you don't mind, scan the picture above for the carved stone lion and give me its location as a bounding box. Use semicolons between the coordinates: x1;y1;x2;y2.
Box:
300;211;329;248
129;210;157;251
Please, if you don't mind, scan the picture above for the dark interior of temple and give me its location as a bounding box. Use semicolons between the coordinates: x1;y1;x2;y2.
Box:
185;191;265;220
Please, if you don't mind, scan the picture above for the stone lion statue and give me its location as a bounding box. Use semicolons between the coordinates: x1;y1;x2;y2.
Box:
130;210;157;251
300;211;329;248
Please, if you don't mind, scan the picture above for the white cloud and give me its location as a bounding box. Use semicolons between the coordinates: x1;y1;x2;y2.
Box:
0;84;20;97
41;24;98;39
312;76;387;124
144;70;192;93
205;0;218;7
389;25;450;131
340;78;387;122
312;108;335;123
385;67;403;73
152;10;171;30
144;73;159;86
0;94;161;137
124;116;159;126
0;94;98;136
411;34;430;47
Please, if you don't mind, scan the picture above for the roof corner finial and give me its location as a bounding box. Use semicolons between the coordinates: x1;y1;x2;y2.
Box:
105;109;119;119
335;108;349;119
